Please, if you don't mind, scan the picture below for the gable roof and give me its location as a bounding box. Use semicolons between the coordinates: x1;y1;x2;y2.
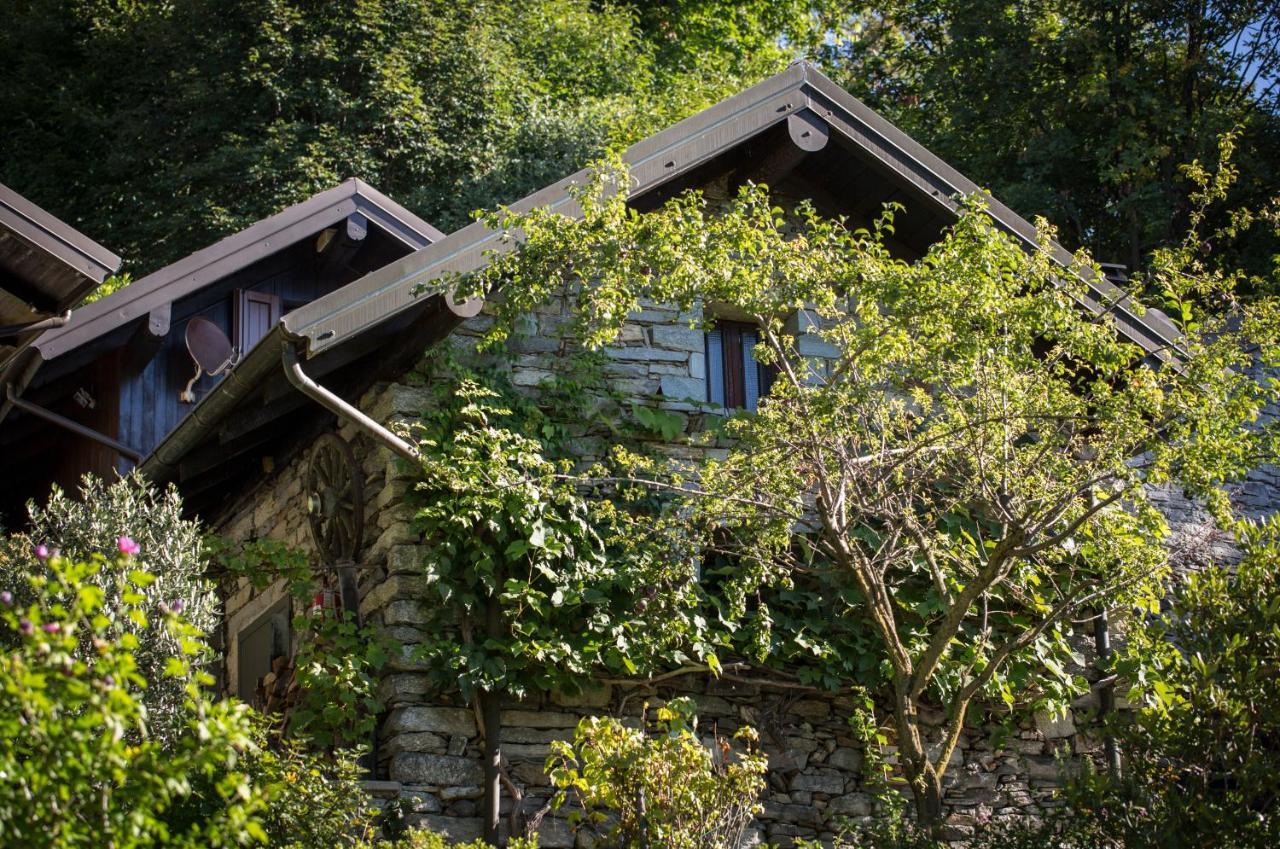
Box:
280;61;1179;360
1;183;121;375
34;178;445;362
142;61;1182;500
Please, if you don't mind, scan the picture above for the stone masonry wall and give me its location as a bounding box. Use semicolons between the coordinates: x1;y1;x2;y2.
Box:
213;293;1280;846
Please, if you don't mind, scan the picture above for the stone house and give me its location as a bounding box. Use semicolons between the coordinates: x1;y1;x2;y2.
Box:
132;63;1270;844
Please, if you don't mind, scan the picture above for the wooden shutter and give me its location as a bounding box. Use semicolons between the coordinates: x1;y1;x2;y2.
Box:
706;320;775;410
233;289;282;354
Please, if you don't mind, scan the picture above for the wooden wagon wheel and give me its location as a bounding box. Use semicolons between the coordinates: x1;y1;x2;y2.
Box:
305;433;364;562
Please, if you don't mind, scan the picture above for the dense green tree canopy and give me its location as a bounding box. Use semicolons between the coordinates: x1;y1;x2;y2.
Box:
823;1;1280;280
0;0;826;275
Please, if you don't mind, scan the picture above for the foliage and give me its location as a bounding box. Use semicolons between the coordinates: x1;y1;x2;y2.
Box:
360;831;537;849
460;153;1280;829
0;473;218;743
822;1;1280;281
0;0;829;275
547;697;765;849
243;741;380;849
404;354;723;700
209;535;390;749
1057;514;1280;848
290;608;390;750
0;547;265;848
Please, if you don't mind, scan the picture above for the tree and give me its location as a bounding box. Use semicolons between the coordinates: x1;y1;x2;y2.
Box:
461;151;1280;831
0;0;828;275
822;1;1280;283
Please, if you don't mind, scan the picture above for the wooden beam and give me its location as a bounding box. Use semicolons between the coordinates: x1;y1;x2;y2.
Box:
317;212;369;287
123;303;172;372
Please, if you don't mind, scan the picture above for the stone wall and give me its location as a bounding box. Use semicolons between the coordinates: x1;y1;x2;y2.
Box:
211;296;1278;846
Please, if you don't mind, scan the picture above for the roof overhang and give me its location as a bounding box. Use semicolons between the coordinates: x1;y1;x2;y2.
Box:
142;62;1184;503
33;178;444;363
0;183;121;414
280;62;1181;361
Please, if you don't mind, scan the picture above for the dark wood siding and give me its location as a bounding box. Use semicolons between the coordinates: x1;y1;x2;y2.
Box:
113;230;407;461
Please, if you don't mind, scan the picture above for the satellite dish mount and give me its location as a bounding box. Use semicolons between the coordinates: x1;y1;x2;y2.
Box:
179;317;239;403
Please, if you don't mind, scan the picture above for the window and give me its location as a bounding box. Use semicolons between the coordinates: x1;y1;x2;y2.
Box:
706;320;774;410
235;598;290;706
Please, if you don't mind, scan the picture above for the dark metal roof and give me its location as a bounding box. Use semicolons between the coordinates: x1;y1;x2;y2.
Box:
142;61;1183;497
279;62;1180;360
34;178;444;362
0;183;121;376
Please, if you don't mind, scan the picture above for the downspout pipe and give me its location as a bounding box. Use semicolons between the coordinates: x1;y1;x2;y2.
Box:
1094;608;1121;776
0;311;71;338
4;382;142;462
281;343;419;463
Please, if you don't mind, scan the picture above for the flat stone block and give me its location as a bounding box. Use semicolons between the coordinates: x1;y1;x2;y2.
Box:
1034;709;1076;739
790;769;845;795
659;375;706;401
604;345;688;363
500;709;582;729
413;815;483;842
390;753;483;787
650;324;704;352
386;706;477;737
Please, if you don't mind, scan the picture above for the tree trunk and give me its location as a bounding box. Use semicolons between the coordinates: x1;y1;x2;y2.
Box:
480;688;502;845
911;771;946;834
892;689;947;835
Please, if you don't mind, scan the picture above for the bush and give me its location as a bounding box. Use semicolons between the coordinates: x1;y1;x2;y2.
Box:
0;492;383;849
547;697;765;849
0;547;263;848
1075;514;1280;848
0;473;217;742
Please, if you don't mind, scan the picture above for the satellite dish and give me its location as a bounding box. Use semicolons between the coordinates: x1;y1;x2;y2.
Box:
179;317;238;403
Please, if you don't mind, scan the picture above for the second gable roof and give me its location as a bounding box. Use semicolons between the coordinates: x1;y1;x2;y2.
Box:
34;178;445;362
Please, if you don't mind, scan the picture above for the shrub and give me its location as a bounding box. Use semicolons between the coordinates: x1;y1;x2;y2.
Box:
0;473;217;742
547;697;766;849
1078;514;1280;848
0;547;262;848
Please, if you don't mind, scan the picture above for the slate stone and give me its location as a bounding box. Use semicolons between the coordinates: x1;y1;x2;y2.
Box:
390;753;483;787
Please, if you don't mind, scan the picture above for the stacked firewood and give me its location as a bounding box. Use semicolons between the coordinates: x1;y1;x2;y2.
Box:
254;652;300;736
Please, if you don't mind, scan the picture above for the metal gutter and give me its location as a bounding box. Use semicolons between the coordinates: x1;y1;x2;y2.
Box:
0;183;121;286
800;68;1182;357
4;382;141;462
140;324;291;483
283;63;809;356
281;343;419;462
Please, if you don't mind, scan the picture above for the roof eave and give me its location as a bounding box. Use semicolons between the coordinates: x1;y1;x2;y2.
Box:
284;62;1181;360
33;180;442;362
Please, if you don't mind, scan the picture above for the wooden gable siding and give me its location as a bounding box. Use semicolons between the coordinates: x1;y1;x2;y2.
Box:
114;237;348;464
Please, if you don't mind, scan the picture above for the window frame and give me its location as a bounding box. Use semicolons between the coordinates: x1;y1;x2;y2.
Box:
705;319;776;411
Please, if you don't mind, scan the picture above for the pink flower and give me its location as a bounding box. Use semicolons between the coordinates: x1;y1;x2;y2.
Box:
34;544;49;560
117;536;140;556
42;622;60;634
